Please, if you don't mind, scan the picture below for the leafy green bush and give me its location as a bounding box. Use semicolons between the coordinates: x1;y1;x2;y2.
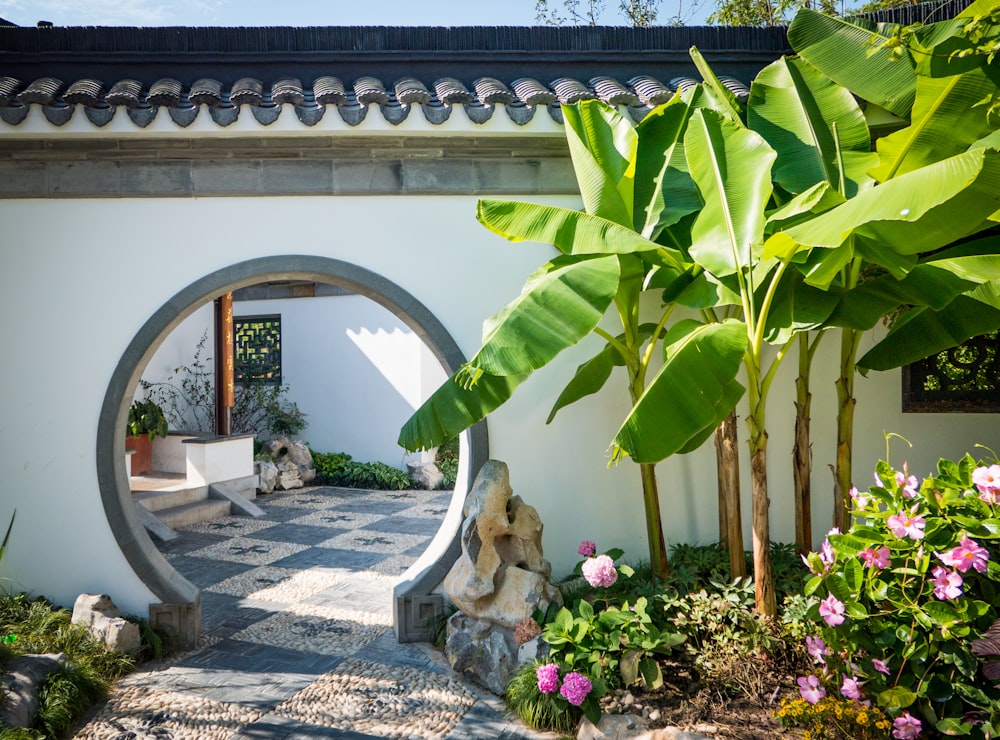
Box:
668;541;807;598
790;454;1000;738
311;451;410;490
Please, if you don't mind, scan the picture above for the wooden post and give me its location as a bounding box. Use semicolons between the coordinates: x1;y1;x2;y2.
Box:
214;293;234;435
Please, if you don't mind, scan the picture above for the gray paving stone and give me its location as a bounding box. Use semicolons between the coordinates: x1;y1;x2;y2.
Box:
362;515;442;536
253;523;348;545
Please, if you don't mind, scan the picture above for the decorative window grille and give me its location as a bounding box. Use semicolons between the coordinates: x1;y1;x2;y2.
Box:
902;331;1000;412
234;315;281;385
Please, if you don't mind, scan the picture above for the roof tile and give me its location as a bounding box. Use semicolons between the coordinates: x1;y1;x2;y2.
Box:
189;78;223;107
354;76;388;106
106;79;144;108
63;78;103;107
314;76;347;105
551;77;595;105
628;75;673;106
510;78;556;107
231;77;264;106
0;76;21;106
590;76;638;106
148;78;183;107
394;77;431;105
473;77;514;106
433;78;473;105
271;77;304;106
17;77;62;105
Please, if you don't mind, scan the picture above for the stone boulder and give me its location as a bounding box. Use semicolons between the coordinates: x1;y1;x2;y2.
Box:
276;461;303;490
0;652;67;728
71;594;141;654
407;460;443;490
443;460;560;629
444;613;519;696
255;459;278;493
262;438;316;488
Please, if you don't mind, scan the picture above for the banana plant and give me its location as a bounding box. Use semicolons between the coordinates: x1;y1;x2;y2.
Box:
788;1;1000;527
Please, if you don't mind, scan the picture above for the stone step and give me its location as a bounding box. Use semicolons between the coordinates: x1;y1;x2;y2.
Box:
133;486;209;513
157;499;232;529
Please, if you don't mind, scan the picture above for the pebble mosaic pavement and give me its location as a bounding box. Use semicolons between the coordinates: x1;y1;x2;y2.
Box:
74;486;554;740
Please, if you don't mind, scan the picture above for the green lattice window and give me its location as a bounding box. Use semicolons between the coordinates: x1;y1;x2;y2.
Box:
234;315;281;385
903;331;999;412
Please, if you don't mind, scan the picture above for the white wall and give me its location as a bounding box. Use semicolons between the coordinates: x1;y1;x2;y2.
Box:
143;294;448;466
1;195;998;617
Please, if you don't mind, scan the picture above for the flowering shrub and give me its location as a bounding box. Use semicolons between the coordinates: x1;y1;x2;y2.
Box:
776;695;893;739
793;454;1000;738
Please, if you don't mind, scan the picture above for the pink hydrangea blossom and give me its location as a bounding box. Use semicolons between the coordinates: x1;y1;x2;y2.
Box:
577;540;597;557
938;536;990;574
872;658;891;676
805;636;829;664
859;546;891;570
841;676;864;701
819;594;846;626
797;675;826;704
559;672;592;706
973;464;1000;495
892;711;922;739
887;508;926;540
536;663;560;694
931;566;963;600
582;554;618;588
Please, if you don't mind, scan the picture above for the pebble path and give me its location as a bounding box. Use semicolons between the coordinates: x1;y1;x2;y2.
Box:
73;486;556;740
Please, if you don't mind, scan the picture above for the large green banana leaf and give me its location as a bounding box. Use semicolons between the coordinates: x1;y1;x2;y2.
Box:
907;0;1000;78
762;269;840;343
398;371;526;452
857;295;1000;371
634;98;702;240
546;324;658;423
467;254;620;377
784;147;1000;259
476;199;684;264
563;101;636;227
788;9;917;118
748;56;871;196
689;46;744;123
870;68;999;182
613;320;747;463
685;109;776;277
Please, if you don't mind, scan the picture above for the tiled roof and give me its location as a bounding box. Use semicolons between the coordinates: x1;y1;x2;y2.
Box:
0;72;750;128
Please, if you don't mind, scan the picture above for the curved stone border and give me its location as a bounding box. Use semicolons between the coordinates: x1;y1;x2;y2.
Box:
96;254;487;645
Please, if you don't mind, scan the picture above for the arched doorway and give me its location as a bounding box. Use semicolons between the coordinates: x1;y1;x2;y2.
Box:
97;255;487;644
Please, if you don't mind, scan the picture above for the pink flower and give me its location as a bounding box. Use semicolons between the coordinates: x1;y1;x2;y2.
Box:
892;711;922;739
981;489;1000;505
887;508;926;540
850;486;871;510
872;658;891;676
820;539;836;570
819;594;846;626
559;671;592;706
895;463;919;498
577;540;597;557
931;566;963;600
973;464;1000;494
859;546;891;570
841;676;864;701
536;663;560;694
805;636;829;664
797;675;826;704
938;536;990;574
582;554;618;588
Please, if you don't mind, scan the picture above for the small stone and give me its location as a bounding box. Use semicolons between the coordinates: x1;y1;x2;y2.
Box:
649;709;661;722
622;692;635;707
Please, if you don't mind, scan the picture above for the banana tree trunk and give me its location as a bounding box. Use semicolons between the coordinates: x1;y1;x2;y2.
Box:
747;374;777;618
834;328;861;533
639;462;669;579
714;410;745;579
793;333;813;554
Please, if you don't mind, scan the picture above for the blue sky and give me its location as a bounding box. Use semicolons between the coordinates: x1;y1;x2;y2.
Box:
0;0;711;27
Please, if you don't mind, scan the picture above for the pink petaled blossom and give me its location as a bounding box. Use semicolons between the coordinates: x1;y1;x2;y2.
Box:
896;463;919;499
931;566;963;600
536;663;560;694
805;636;829;664
820;539;836;571
872;658;891;676
892;711;922;739
981;489;1000;505
577;540;597;557
938;536;990;574
819;594;846;627
859;546;891;570
559;672;592;706
797;675;826;704
887;507;926;540
973;464;1000;494
841;676;864;701
875;472;886;488
850;486;871;510
582;554;618;588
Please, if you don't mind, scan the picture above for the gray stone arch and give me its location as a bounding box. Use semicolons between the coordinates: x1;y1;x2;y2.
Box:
97;255;486;644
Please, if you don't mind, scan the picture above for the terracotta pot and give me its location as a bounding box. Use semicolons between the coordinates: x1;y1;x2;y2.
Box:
126;434;153;476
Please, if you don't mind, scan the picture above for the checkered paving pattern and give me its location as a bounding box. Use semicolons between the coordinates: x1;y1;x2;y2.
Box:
74;486;546;739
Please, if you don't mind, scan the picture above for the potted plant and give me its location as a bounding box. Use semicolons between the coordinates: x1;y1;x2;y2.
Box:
126;399;168;476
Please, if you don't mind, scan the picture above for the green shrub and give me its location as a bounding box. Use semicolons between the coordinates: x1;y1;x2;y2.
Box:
793;454;1000;738
311;451;410;490
505;660;581;733
35;664;105;738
